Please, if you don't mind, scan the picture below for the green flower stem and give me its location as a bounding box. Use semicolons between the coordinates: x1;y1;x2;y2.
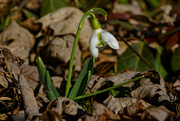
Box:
65;8;107;97
70;75;145;100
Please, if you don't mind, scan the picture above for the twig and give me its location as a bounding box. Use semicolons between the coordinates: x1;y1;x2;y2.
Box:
117;36;154;70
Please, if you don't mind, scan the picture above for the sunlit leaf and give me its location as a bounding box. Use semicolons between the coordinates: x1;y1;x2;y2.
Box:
171;47;180;72
68;57;95;99
40;0;67;17
117;41;155;72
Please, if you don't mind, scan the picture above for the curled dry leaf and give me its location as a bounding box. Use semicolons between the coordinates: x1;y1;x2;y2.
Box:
87;71;170;106
0;47;39;119
0;21;35;64
131;71;170;105
131;84;170;105
86;71;139;94
47;97;86;117
0;47;24;115
36;7;92;50
103;95;150;115
142;106;168;121
92;101;120;120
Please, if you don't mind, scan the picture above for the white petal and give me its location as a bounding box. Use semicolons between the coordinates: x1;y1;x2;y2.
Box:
101;30;119;49
89;31;99;58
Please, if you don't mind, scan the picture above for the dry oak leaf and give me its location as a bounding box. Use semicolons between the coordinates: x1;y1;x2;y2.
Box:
0;21;35;64
36;7;92;50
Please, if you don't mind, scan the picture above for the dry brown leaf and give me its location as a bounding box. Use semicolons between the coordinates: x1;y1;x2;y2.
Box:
41;110;60;121
47;97;86;117
86;71;140;94
142;106;168;121
38;35;81;72
173;79;180;91
112;0;142;15
0;21;35;64
0;73;8;89
92;101;120;120
77;114;98;121
20;17;41;34
131;84;170;105
19;74;39;120
21;64;39;90
36;7;92;50
103;95;150;115
25;0;41;11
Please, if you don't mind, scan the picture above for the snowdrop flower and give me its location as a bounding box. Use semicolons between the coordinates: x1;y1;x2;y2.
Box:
89;18;119;58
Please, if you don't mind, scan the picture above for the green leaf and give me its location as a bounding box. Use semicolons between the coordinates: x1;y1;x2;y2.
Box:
37;57;60;100
40;0;67;17
37;57;47;89
118;0;128;4
0;16;10;31
145;0;160;8
22;9;38;20
45;71;60;100
68;57;95;99
171;47;180;72
154;43;167;79
117;41;155;72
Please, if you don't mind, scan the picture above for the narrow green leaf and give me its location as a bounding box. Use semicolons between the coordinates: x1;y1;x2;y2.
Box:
37;57;47;89
40;0;67;17
171;47;180;72
37;57;60;100
117;41;155;72
22;9;38;19
154;43;167;79
0;16;10;31
45;71;60;100
68;57;95;98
